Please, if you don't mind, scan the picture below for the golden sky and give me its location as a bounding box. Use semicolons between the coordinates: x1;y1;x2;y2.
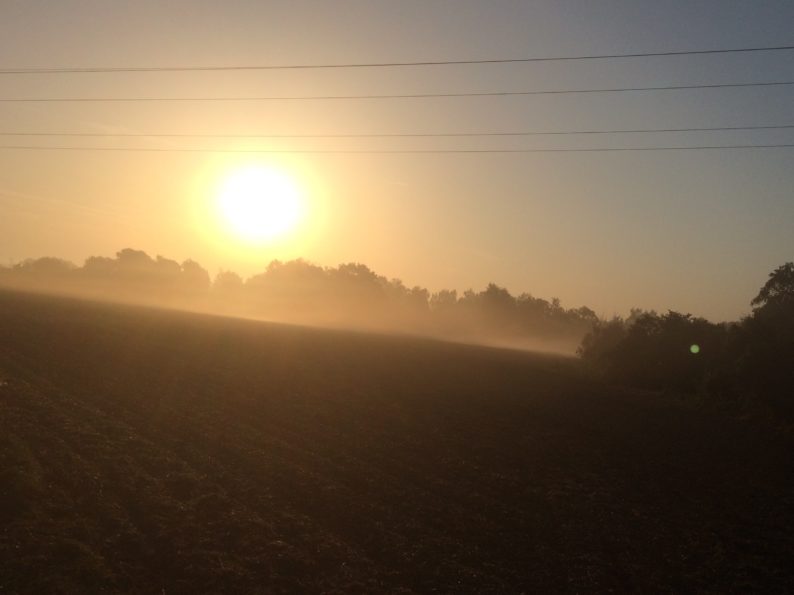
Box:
1;1;793;321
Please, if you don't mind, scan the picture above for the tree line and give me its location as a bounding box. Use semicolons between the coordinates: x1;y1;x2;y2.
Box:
0;249;596;352
1;250;790;416
578;263;794;419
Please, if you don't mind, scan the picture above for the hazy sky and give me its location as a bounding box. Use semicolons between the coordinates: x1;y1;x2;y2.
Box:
1;0;792;321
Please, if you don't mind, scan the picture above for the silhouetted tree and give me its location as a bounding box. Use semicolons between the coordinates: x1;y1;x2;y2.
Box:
429;289;457;311
9;257;76;291
179;259;211;295
578;263;794;419
213;270;244;293
14;257;75;277
751;262;794;311
735;262;794;414
577;317;628;375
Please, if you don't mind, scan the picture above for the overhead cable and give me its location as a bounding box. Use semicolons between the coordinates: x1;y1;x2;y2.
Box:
1;144;792;154
1;80;792;103
1;44;792;74
0;124;792;138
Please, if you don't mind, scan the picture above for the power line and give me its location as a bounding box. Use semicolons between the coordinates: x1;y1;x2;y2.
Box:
0;124;792;139
1;80;791;103
1;44;792;74
1;144;792;154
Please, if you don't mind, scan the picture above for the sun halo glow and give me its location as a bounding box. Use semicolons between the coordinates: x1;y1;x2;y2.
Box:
216;166;303;243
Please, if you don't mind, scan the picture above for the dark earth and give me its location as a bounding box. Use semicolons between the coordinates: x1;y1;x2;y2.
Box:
1;289;792;593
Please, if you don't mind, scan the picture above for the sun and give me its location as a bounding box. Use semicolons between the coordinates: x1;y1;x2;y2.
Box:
216;166;304;242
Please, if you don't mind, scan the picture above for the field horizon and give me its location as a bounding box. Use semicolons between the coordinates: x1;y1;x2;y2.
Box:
1;288;791;592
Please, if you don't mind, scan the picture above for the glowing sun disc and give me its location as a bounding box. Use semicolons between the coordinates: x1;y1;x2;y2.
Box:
217;166;303;241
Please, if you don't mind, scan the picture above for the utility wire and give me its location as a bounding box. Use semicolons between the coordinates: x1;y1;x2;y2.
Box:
1;144;792;154
0;124;792;139
1;80;791;103
1;44;792;74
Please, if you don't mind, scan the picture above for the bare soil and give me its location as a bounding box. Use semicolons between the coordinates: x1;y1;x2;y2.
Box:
0;290;791;593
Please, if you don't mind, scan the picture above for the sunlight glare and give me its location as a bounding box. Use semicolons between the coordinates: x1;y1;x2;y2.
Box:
217;166;303;242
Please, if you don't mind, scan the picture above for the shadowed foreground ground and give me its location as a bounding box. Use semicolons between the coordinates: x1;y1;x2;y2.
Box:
0;290;792;593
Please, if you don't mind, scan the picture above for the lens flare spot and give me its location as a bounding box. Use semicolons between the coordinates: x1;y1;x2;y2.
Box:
690;344;701;354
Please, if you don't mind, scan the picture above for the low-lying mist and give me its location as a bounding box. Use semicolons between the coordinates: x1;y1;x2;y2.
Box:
0;248;597;354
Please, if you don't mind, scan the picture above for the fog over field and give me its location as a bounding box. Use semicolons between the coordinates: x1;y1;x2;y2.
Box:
0;248;598;355
1;289;792;593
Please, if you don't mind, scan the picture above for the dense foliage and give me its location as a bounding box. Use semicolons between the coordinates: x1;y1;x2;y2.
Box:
579;263;794;417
